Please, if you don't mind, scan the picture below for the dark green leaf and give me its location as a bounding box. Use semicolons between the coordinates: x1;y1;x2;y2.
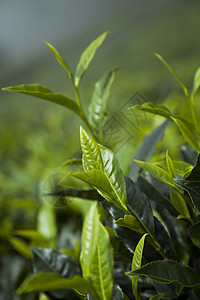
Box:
75;32;108;87
138;175;178;217
130;121;169;182
126;260;200;286
149;293;165;300
125;177;155;237
89;68;118;141
175;179;200;213
186;154;200;181
31;247;81;277
189;221;200;249
2;84;80;116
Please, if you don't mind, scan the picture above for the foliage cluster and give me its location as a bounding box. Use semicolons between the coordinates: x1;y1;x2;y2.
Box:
2;32;200;299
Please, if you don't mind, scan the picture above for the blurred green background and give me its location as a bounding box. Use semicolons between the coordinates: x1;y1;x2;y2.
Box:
1;0;200;203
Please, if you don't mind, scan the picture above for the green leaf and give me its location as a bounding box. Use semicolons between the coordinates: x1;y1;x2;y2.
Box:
138;176;178;217
170;189;190;219
88;68;118;141
126;177;155;239
149;294;165;300
131;233;148;299
130;120;169;182
115;215;145;234
90;222;113;300
99;144;128;212
166;150;176;181
80;202;99;278
155;53;189;97
10;237;32;259
189;221;200;249
44;41;73;81
75;32;108;87
186;154;200;181
134;160;179;191
129;102;172;118
126;260;200;286
80;203;113;300
2;84;80;116
175;179;200;213
37;204;57;249
171;117;200;151
32;247;81;278
80;126;103;170
17;273;89;294
191;67;200;99
61;158;82;168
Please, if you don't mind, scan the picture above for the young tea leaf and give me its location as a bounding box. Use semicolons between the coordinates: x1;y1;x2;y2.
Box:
90;222;113;300
129;102;172;119
155;53;189;97
44;41;73;82
99;144;128;212
170;189;190;219
2;84;80;116
17;273;89;294
80;126;103;170
191;67;200;99
75;32;108;87
37;204;57;249
88;67;118;142
126;260;200;286
115;215;145;234
80;202;99;278
131;233;148;299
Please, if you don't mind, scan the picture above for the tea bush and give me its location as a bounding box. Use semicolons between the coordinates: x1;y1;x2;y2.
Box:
2;32;200;299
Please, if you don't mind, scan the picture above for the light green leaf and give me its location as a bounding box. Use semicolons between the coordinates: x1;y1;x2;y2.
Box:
99;144;128;212
170;189;190;219
191;67;200;99
44;41;73;81
129;102;172;118
134;160;180;191
61;158;82;168
90;222;113;300
80;202;99;278
155;53;189;97
2;84;80;116
126;260;200;286
17;273;89;294
115;215;145;234
37;204;57;249
75;32;108;87
10;237;32;259
155;160;192;178
89;68;118;141
80;126;103;170
171;117;200;151
166;150;176;182
131;233;148;299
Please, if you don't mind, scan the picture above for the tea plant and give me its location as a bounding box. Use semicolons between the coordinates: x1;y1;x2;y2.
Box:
2;32;200;299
